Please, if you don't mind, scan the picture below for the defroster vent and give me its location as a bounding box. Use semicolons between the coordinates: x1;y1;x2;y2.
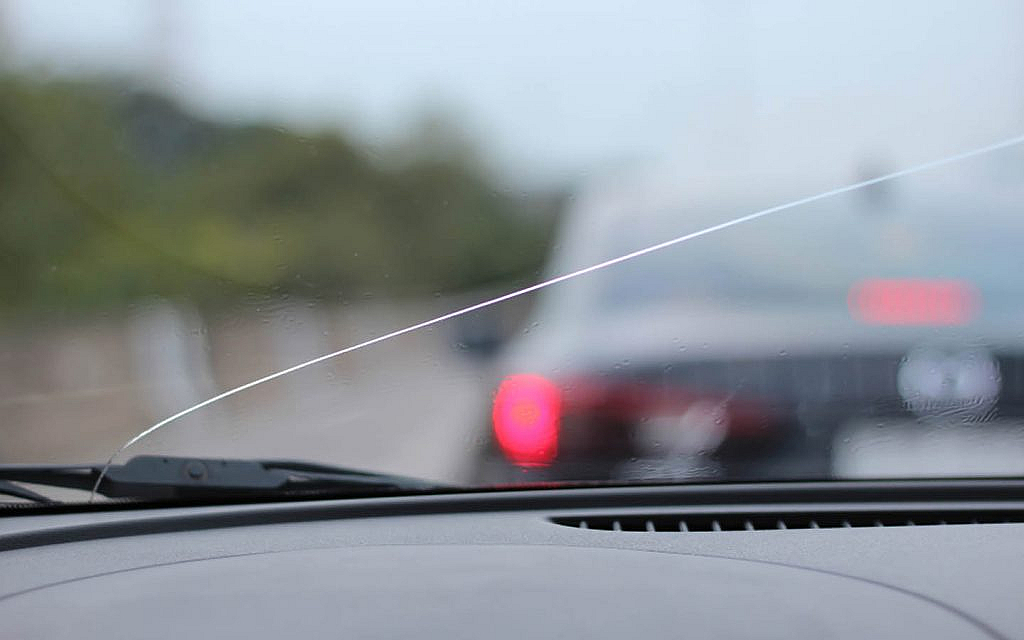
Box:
552;509;1024;532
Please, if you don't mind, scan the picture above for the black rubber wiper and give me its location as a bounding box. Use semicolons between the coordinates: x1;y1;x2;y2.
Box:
0;455;448;503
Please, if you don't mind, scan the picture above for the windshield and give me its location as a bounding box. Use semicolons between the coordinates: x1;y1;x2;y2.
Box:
3;1;1024;502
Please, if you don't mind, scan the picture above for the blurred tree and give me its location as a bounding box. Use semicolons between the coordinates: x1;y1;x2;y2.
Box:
0;74;558;315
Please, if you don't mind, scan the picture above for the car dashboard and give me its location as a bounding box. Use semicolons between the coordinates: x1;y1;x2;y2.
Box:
1;480;1023;639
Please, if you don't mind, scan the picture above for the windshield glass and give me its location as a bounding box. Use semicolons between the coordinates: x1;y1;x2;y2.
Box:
3;1;1024;502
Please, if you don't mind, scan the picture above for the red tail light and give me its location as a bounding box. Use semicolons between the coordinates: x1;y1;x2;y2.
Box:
562;378;769;439
492;374;560;466
849;279;977;326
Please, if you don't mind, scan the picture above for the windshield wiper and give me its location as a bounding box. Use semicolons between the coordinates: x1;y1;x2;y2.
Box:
0;455;448;503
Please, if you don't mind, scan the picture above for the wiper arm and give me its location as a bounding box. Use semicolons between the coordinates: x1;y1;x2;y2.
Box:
0;455;448;503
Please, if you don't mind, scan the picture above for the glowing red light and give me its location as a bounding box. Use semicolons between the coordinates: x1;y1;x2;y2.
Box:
849;279;977;326
492;374;560;466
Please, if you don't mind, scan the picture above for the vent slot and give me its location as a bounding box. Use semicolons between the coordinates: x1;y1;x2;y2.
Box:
552;509;1024;532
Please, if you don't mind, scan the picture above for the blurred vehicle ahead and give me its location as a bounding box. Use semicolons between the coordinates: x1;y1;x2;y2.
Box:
470;170;1024;484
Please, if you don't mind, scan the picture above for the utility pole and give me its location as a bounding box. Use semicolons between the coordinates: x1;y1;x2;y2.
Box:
695;0;756;173
146;0;182;93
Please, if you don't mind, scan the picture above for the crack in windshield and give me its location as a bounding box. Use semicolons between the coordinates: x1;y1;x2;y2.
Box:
88;131;1024;501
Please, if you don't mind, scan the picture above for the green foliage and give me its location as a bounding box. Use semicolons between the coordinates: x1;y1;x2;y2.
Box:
0;74;558;313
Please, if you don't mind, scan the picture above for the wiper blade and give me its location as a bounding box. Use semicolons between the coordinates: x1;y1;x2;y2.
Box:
0;480;56;504
0;455;448;503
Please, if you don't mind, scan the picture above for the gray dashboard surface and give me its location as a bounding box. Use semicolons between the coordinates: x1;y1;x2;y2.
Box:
1;488;1022;639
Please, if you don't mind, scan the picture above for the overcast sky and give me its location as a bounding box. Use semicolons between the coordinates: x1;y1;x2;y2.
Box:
3;0;1022;186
